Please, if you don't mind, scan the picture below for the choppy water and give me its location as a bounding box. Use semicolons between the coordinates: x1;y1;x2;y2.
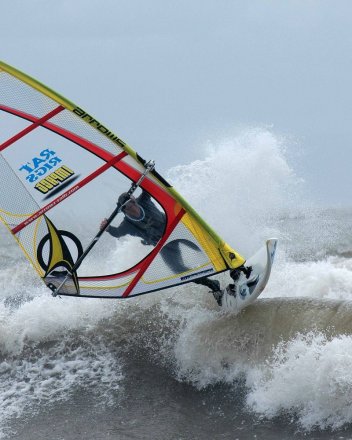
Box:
1;129;352;439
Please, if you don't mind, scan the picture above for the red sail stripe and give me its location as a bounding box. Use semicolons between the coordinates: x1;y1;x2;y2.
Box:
12;151;127;234
0;105;65;152
1;105;177;216
122;208;186;297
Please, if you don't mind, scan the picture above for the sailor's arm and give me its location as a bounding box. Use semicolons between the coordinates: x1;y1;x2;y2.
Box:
100;219;130;238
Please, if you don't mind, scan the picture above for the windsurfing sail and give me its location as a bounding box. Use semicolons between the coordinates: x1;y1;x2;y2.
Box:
0;60;246;298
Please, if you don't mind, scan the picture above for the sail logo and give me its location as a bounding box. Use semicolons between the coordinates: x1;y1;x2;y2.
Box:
180;268;214;281
37;217;82;295
19;149;62;183
73;106;126;147
34;165;75;194
19;149;77;196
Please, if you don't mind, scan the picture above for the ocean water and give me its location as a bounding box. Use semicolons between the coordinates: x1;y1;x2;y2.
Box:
1;129;352;439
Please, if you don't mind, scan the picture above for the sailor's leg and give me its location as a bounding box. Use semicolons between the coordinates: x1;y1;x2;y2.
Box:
210;266;250;307
193;276;220;291
159;241;222;304
159;240;190;273
193;277;222;305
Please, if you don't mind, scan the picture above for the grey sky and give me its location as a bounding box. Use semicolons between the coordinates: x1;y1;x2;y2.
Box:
1;0;351;205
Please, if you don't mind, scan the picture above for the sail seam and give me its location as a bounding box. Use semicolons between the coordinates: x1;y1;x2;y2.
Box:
0;105;65;152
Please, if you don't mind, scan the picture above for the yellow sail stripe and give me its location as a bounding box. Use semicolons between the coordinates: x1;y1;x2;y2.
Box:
64;280;132;291
44;219;65;273
33;217;45;276
0;61;75;112
0;209;33;218
181;213;245;270
181;213;225;272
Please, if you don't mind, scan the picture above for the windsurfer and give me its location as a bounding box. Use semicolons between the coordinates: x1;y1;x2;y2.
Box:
100;191;222;298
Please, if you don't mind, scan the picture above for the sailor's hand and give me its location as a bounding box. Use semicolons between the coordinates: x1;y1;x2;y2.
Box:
100;218;108;231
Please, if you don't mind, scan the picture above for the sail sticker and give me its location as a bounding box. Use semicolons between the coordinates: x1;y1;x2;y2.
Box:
72;106;126;147
11;151;127;235
17;148;79;197
37;216;83;294
18;148;63;183
34;166;76;195
180;268;214;281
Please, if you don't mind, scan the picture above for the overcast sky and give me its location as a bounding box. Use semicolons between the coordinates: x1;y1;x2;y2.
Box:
1;0;351;206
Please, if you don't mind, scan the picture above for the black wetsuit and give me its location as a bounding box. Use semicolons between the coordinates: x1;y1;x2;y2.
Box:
108;191;164;246
107;191;219;292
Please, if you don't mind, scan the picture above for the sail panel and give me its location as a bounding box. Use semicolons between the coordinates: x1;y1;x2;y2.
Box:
141;221;214;284
0;108;32;144
0;155;40;221
0;70;58;120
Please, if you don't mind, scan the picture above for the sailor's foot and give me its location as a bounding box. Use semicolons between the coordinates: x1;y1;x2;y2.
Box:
213;284;237;307
230;265;253;281
226;283;237;297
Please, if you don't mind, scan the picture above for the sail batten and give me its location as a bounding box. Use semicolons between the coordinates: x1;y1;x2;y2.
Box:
0;105;65;152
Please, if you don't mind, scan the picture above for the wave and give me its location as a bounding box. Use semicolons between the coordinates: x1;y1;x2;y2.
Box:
1;128;352;434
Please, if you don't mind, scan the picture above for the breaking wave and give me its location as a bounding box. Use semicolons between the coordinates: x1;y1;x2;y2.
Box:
1;128;352;435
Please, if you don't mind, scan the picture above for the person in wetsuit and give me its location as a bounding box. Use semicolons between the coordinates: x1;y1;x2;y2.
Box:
100;191;221;295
